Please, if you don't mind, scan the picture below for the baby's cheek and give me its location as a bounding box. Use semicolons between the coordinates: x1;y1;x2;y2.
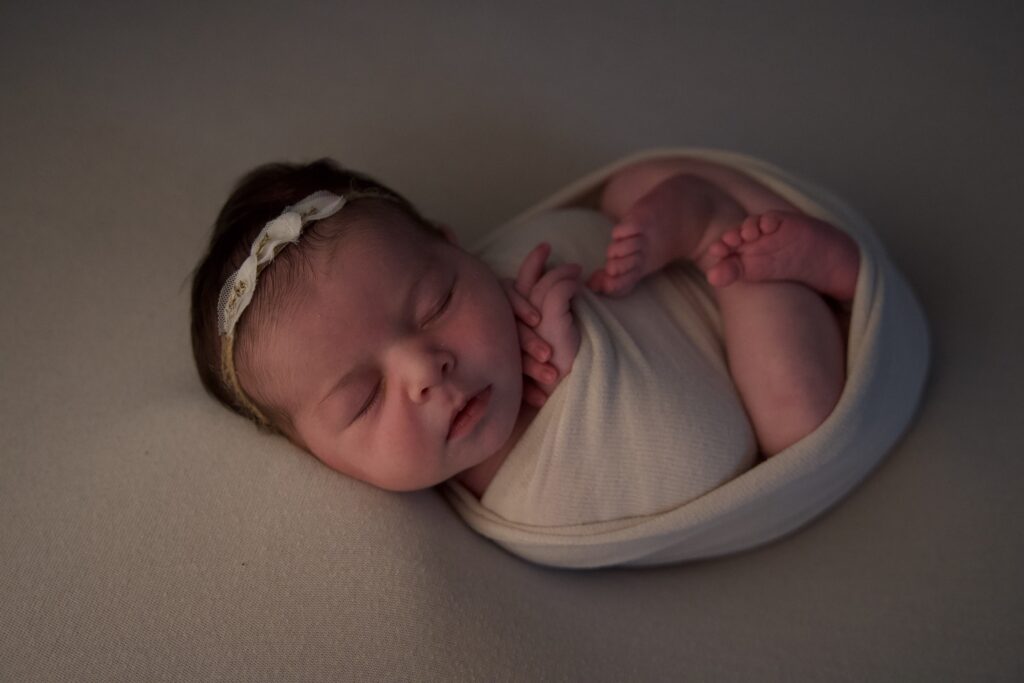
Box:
368;418;437;490
459;260;521;369
483;291;520;360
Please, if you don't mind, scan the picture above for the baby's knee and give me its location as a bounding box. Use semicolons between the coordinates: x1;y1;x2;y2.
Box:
758;378;843;456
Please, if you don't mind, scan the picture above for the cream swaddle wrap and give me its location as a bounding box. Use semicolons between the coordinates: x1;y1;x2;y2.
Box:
440;148;931;569
474;208;757;527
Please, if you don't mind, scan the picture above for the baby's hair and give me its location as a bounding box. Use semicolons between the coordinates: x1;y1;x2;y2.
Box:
190;158;444;438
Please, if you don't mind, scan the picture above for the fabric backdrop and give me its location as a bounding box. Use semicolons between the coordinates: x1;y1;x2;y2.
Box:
2;1;1022;680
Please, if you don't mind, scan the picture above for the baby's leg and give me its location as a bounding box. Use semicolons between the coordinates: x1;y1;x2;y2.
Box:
596;158;848;456
714;281;846;456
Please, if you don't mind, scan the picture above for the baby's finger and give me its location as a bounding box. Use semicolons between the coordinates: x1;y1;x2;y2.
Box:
502;278;541;326
541;278;581;316
517;323;552;363
522;353;559;387
515;242;551;295
530;262;582;304
522;381;548;409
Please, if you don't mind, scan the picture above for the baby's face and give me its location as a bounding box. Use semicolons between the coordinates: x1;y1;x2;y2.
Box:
254;217;523;491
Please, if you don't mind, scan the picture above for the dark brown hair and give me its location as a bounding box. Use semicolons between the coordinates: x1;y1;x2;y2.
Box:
190;158;442;438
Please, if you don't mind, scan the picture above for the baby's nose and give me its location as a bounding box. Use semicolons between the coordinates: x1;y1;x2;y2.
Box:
395;343;455;402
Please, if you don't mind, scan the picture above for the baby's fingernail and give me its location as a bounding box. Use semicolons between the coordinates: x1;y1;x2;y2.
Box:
529;312;541;325
535;344;550;361
544;369;557;383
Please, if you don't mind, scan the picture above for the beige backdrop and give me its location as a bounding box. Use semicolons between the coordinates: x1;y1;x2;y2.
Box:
2;1;1022;680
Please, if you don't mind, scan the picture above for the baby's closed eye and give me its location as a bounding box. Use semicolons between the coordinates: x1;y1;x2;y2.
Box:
424;282;455;325
355;380;382;420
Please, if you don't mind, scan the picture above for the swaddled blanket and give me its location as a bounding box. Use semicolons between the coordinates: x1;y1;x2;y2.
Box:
470;208;758;527
441;148;930;569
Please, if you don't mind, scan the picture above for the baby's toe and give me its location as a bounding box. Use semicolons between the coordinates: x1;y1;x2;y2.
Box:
588;268;630;295
740;218;762;242
610;217;646;241
606;235;644;259
707;241;731;260
603;267;641;296
721;228;744;248
705;257;742;288
606;253;641;277
759;212;784;234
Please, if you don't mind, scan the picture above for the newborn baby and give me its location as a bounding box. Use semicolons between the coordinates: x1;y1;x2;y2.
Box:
190;156;860;502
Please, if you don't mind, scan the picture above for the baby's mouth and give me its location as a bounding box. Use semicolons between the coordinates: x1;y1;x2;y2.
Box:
447;386;492;441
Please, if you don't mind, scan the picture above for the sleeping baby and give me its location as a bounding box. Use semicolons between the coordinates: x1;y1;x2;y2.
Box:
190;154;860;527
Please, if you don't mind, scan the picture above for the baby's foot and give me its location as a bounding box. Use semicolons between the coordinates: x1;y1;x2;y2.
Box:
588;174;699;297
703;211;861;302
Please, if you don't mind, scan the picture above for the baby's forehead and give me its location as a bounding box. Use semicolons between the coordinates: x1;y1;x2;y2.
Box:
323;224;443;290
320;216;432;267
282;223;444;324
265;235;423;341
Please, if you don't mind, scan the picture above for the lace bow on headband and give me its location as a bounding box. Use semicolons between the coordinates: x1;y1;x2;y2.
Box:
217;190;345;337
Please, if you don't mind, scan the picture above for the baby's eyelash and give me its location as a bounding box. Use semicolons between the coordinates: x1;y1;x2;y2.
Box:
426;285;455;323
356;381;382;419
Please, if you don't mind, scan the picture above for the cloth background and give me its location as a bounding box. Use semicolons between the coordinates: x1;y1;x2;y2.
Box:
2;1;1022;680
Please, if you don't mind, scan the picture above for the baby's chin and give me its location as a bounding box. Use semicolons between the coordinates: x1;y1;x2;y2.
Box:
480;388;522;456
447;378;526;490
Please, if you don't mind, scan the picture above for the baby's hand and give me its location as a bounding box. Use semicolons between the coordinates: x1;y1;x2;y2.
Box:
510;243;582;406
501;276;556;410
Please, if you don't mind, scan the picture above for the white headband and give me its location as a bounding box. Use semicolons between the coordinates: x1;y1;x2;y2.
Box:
217;189;387;427
217;190;345;337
